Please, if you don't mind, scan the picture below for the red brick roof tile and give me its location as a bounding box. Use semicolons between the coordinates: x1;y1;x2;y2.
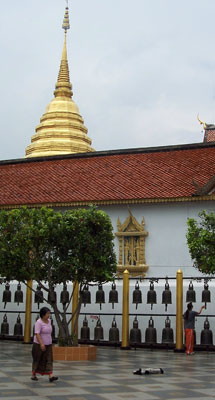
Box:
0;143;215;207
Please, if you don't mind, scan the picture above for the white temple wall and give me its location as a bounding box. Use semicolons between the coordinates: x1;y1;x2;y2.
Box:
96;200;215;277
1;200;215;343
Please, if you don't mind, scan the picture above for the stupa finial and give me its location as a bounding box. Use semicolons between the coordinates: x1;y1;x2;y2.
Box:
54;1;72;98
62;0;70;32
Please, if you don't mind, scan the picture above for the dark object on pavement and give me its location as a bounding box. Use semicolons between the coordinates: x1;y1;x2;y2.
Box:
133;368;164;375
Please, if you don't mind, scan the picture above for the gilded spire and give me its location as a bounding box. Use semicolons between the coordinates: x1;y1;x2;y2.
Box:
54;4;72;98
25;1;94;158
62;2;70;31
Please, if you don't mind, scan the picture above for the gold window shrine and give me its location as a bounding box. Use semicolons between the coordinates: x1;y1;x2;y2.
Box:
115;210;148;277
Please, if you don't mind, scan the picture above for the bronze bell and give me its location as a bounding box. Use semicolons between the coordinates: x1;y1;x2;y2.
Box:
201;317;213;345
14;314;23;336
132;281;142;310
81;284;91;307
162;316;174;344
109;317;119;343
145;317;157;344
162;280;172;311
147;282;157;310
48;287;57;304
2;282;11;309
96;284;105;310
186;281;196;303
14;282;23;305
130;316;141;345
202;282;211;309
94;317;104;340
34;285;44;309
81;316;90;340
1;314;9;335
109;282;118;309
60;283;69;306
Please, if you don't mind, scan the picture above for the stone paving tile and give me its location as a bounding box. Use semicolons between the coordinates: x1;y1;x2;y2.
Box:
1;341;215;400
0;397;49;400
0;389;36;397
30;387;89;396
100;393;160;400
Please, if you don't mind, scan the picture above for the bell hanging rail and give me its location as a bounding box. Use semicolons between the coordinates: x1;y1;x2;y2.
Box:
1;271;215;351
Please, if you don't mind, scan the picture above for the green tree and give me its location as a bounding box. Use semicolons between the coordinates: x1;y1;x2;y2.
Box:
0;206;117;344
186;210;215;274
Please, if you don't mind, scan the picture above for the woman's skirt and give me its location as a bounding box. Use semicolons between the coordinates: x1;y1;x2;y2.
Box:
32;343;53;375
185;328;194;354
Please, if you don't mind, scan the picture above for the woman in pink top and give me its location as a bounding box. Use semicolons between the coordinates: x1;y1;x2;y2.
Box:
31;307;58;382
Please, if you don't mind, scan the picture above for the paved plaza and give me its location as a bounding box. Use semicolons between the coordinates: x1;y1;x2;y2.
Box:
0;341;214;400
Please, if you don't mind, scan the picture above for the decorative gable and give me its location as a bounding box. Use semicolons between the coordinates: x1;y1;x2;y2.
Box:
115;209;148;277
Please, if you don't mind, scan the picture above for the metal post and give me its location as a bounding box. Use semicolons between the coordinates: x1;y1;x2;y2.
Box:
121;269;130;349
23;279;32;343
72;281;79;342
175;269;184;351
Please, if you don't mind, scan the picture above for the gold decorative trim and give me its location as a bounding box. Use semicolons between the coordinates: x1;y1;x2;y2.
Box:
115;209;149;277
0;195;214;210
117;264;148;278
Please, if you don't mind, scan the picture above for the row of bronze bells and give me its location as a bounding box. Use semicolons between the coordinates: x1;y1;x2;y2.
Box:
130;316;214;346
133;280;172;310
1;282;118;310
2;280;211;311
2;282;24;308
186;281;211;309
81;316;120;342
1;283;71;310
133;280;212;310
1;313;214;346
36;282;118;310
1;314;23;336
81;315;173;344
81;283;118;309
130;316;173;344
82;281;170;310
35;284;69;308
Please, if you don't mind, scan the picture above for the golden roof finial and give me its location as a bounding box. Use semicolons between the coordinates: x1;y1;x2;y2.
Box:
197;114;207;129
62;0;70;31
54;1;72;98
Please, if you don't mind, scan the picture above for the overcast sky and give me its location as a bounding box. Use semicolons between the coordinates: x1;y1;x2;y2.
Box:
1;0;215;161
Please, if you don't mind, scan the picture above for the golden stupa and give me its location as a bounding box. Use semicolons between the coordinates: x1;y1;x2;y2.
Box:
25;4;94;158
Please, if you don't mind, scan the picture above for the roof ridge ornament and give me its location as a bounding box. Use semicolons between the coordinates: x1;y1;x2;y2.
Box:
197;114;206;129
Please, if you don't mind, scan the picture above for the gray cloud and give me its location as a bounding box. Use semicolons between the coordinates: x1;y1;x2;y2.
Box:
1;0;215;160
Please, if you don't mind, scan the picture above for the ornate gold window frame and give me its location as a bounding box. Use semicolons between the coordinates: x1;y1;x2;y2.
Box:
115;209;148;277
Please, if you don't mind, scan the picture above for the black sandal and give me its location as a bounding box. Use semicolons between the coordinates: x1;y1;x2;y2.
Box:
49;376;58;382
31;376;38;381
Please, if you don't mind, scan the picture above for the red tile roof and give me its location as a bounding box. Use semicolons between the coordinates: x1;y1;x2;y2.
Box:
204;129;215;143
0;143;215;207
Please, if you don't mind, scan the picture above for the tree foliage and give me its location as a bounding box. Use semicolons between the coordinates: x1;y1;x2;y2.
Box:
187;210;215;274
0;206;117;343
